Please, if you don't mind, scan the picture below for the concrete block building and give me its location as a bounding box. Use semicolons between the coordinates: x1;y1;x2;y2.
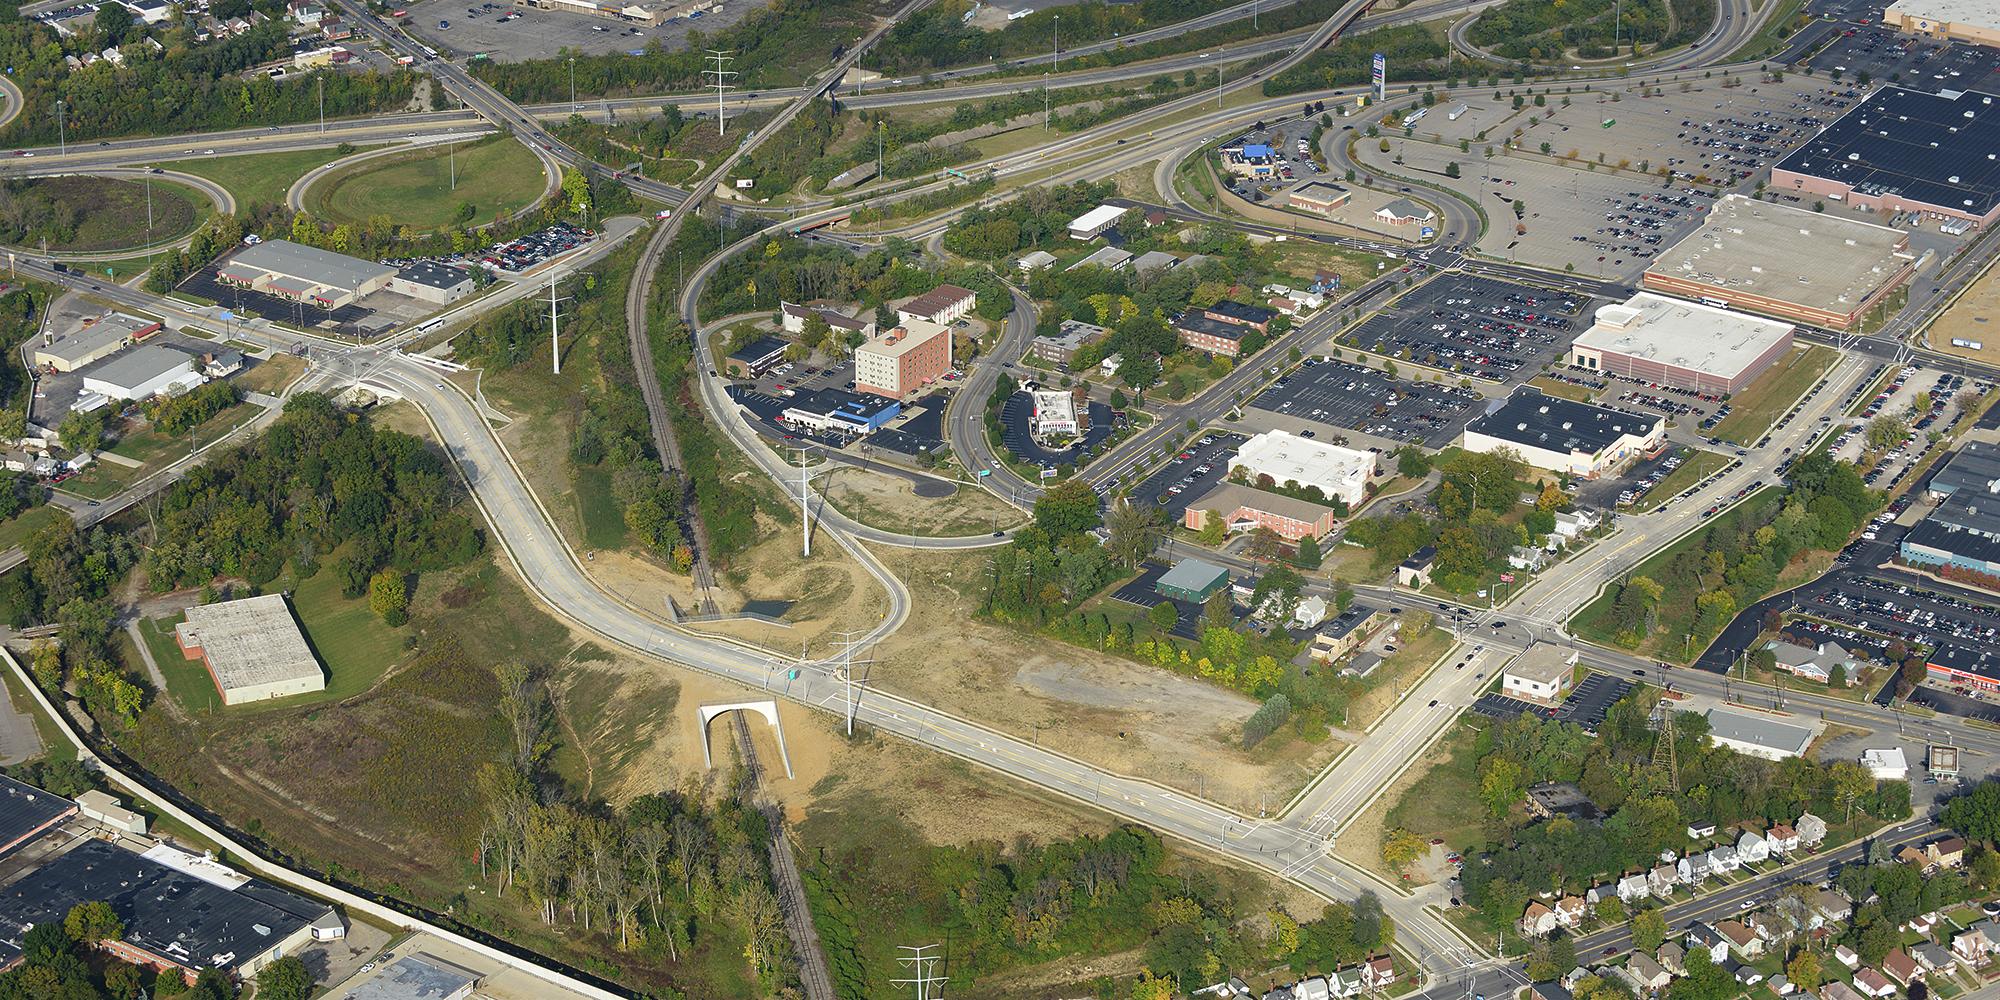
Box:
1229;430;1374;506
1183;482;1340;542
174;594;326;705
385;260;473;305
1568;293;1795;395
33;312;161;372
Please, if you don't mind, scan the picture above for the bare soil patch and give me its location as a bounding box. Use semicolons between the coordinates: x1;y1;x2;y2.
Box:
821;464;1025;536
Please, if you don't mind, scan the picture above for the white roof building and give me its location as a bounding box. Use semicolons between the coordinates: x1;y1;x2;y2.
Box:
174;594;326;706
1568;293;1797;395
1705;708;1815;760
1861;747;1910;779
80;345;202;402
1229;430;1375;506
1067;204;1126;240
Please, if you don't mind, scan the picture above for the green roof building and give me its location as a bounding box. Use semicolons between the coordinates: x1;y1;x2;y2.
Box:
1155;558;1230;602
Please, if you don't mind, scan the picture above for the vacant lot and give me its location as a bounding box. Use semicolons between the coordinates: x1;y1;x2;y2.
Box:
1931;261;2000;366
235;354;306;395
176;146;367;211
821;465;1024;537
1340;719;1483;883
867;546;1343;814
305;137;546;230
6;175;204;252
60;402;268;501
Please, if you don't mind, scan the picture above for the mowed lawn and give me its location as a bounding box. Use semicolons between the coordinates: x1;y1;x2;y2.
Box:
1711;346;1839;444
175;146;365;212
305;137;547;230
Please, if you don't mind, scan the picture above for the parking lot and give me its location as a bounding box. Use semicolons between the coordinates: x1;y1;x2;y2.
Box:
1805;19;2000;96
1469;672;1638;735
1000;391;1117;469
1366;80;1863;276
1339;273;1586;382
1110;562;1218;639
478;222;594;274
177;266;400;338
401;0;775;61
1249;357;1481;446
1129;431;1248;521
1831;364;1988;489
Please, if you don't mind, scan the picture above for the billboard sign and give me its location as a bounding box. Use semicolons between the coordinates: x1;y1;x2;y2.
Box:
1371;52;1386;101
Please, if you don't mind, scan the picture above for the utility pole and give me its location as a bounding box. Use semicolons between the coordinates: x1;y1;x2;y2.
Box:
1053;15;1060;74
706;50;736;136
144;171;152;235
891;945;945;1000
448;139;457;190
1043;73;1050;130
549;270;561;375
797;447;813;557
831;629;872;736
55;100;64;155
568;55;576;107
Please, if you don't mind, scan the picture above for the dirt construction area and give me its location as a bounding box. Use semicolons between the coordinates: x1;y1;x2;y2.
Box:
1930;262;2000;366
865;547;1346;815
820;464;1026;537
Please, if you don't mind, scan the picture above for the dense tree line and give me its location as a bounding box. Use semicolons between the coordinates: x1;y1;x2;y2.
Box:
1590;453;1876;652
0;514;145;727
1458;699;1910;932
470;0;888;101
1343;450;1541;591
141;393;483;592
1262;24;1451;97
143;380;239;437
0;288;43;441
0;20;413;145
1470;0;1716;60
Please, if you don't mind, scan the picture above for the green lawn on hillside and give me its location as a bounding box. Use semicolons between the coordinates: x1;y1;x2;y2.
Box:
304;137;547;230
175;145;368;211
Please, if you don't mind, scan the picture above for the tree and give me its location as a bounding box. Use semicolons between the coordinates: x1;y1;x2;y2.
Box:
367;569;409;627
1245;526;1285;567
62;900;121;944
1943;777;2000;843
1149;601;1179;631
1033;478;1102;539
95;0;132;43
1831;759;1875;823
254;956;314;1000
1445;161;1461;178
1294;535;1322;569
1396;446;1432;478
1630;908;1667;951
58;407;103;452
1866;415;1910;452
1382;827;1427;871
561;166;592;214
1788;949;1823;990
1105;502;1163;569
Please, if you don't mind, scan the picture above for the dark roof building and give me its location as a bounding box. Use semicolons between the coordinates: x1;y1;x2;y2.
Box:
1901;491;2000;578
1203;300;1278;329
724;335;792;378
1928;442;2000;499
1525;781;1604;822
385;260;473;304
0;840;332;979
0;776;75;857
1772;87;2000;224
1462;388;1664;477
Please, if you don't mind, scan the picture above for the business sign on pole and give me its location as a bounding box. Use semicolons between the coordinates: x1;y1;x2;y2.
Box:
1500;573;1516;584
1040;468;1059;479
1420;226;1436;239
1371;52;1386;101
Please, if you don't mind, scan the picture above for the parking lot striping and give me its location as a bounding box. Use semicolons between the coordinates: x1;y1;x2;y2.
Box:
1249;356;1481;447
1338;272;1587;383
1129;431;1250;521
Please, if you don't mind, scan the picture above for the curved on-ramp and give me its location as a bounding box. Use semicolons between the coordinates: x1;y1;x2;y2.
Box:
1;167;236;262
0;74;21;133
287;132;559;229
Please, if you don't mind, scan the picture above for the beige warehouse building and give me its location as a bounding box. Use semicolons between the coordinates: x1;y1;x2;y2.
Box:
1884;0;2000;45
175;593;326;705
33;312;161;372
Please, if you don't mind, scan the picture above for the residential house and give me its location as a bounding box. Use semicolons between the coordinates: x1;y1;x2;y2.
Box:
1554;896;1587;928
1718;920;1764;959
1765;639;1860;684
1531;982;1575;1000
1554;509;1601;538
1296;977;1331;1000
1687;820;1718;839
1929;837;1968;869
1746;912;1788;945
1852;968;1896;998
1732;962;1765;987
1771;974;1794;995
1882;949;1921;986
1678;852;1713;885
1649;864;1679;896
1627;954;1671;993
1905;912;1937;936
1708;844;1740;873
1686;925;1729;965
1333;968;1365;997
1562;968;1591;992
1798;812;1829;848
1738;830;1771;864
1914;943;1955;975
1768;823;1801;854
1898;845;1935;872
1776;893;1824;932
1952;926;1989;964
1618;873;1652;904
1520;902;1559;938
1836;945;1861;969
1586;884;1617;907
1509;546;1550;572
1822;982;1868;1000
1815;889;1853;922
1361;956;1395;989
1657;943;1687;976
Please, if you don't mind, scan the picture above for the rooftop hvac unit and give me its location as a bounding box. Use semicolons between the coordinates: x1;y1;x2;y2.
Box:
1951;175;1962;183
1562;421;1573;430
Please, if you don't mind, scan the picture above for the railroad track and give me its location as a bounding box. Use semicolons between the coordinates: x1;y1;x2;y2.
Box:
729;714;837;1000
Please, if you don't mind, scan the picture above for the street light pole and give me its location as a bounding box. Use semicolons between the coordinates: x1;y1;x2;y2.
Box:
55;100;64;155
317;76;324;135
568;56;576;107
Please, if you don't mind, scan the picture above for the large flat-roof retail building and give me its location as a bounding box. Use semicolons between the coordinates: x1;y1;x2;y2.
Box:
1704;707;1814;760
33;311;161;372
1567;293;1796;394
1230;429;1375;506
347;953;483;1000
854;318;952;399
1928;442;2000;498
1772;87;2000;226
1885;0;2000;45
174;593;326;705
1643;194;1917;331
1462;388;1665;477
216;239;395;309
0;776;76;857
0;839;334;982
1900;491;2000;578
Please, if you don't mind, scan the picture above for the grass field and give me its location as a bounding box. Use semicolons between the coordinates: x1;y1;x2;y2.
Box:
1722;0;1809;62
305;137;547;230
136;615;222;714
573;465;628;550
234;354;305;395
1634;448;1732;512
1711;346;1839;444
7;176;204;252
176;146;375;211
0;505;67;555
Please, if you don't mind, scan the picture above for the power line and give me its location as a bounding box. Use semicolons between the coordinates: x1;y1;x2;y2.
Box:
891;944;946;1000
706;50;737;136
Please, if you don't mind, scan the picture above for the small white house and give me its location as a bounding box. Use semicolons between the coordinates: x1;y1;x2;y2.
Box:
1738;830;1771;864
